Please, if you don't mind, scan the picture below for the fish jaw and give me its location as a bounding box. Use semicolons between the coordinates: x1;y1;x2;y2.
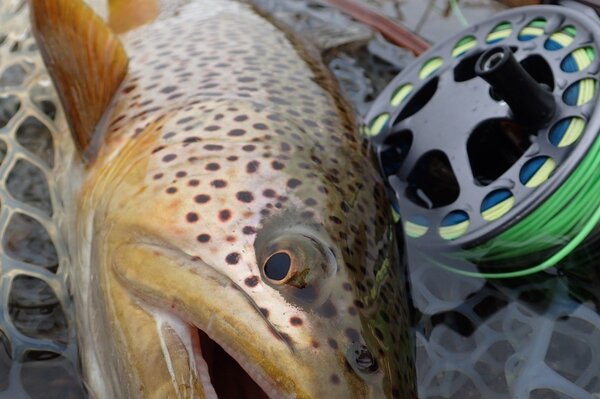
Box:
110;237;375;399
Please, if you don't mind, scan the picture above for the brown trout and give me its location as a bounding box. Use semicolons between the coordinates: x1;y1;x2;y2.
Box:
29;0;416;397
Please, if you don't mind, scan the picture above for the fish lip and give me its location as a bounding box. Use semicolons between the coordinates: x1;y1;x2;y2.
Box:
118;239;293;398
184;280;290;399
188;319;289;399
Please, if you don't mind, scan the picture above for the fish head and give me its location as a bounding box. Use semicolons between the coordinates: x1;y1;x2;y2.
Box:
28;0;415;395
99;101;414;398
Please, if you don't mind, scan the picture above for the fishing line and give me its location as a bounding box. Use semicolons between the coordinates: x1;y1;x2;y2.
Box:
449;0;469;28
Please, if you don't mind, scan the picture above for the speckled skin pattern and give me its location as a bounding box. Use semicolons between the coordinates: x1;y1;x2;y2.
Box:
71;1;416;398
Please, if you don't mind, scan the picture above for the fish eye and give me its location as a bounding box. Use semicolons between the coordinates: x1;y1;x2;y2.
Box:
256;232;336;300
263;251;293;283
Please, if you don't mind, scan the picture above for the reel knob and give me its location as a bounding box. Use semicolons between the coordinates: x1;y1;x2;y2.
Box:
476;45;556;127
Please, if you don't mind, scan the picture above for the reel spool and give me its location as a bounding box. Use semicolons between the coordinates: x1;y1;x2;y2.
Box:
365;5;600;278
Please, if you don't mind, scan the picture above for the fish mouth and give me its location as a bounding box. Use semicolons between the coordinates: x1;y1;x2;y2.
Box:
192;326;272;399
113;241;295;399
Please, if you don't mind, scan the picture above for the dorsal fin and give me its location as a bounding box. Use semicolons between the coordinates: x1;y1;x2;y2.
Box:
108;0;160;33
30;0;129;157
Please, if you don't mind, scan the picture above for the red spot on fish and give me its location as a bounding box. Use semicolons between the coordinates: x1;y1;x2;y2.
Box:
219;209;232;222
123;84;137;93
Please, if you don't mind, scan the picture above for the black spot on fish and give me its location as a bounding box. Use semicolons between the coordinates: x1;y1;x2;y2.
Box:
345;328;360;342
330;374;340;385
245;276;259;287
236;191;254;203
197;234;211;243
225;252;240;264
316;300;337;318
242;226;256;235
287;178;302;189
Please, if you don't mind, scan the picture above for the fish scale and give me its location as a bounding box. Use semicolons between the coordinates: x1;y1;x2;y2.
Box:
30;0;417;397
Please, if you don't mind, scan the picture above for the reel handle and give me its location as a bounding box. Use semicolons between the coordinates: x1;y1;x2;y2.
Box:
475;45;556;127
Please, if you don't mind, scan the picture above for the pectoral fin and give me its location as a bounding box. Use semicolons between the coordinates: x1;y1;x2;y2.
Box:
29;0;129;157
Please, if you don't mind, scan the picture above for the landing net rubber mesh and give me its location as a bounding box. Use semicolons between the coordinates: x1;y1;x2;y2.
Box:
0;1;84;397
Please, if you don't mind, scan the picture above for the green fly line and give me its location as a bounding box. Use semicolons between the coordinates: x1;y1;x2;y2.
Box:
449;0;469;28
446;42;600;278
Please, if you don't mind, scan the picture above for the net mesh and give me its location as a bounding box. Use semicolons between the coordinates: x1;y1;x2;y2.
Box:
0;1;83;397
411;248;600;399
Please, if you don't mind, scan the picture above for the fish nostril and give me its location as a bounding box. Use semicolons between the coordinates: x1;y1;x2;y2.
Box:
346;343;379;374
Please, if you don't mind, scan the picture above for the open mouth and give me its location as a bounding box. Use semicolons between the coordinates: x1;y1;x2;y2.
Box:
196;328;270;399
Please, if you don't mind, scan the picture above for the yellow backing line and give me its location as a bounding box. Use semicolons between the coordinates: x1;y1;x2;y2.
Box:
368;113;390;137
419;57;443;80
405;221;428;238
439;221;470;240
482;196;515;221
390;84;413;107
559;118;585;147
525;158;556;188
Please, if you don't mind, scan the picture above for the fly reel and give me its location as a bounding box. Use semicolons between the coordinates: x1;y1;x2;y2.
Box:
365;5;600;278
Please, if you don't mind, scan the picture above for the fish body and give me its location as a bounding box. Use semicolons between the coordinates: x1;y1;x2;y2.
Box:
31;0;416;397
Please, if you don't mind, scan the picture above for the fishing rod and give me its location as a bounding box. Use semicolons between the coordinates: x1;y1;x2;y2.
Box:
319;0;430;55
